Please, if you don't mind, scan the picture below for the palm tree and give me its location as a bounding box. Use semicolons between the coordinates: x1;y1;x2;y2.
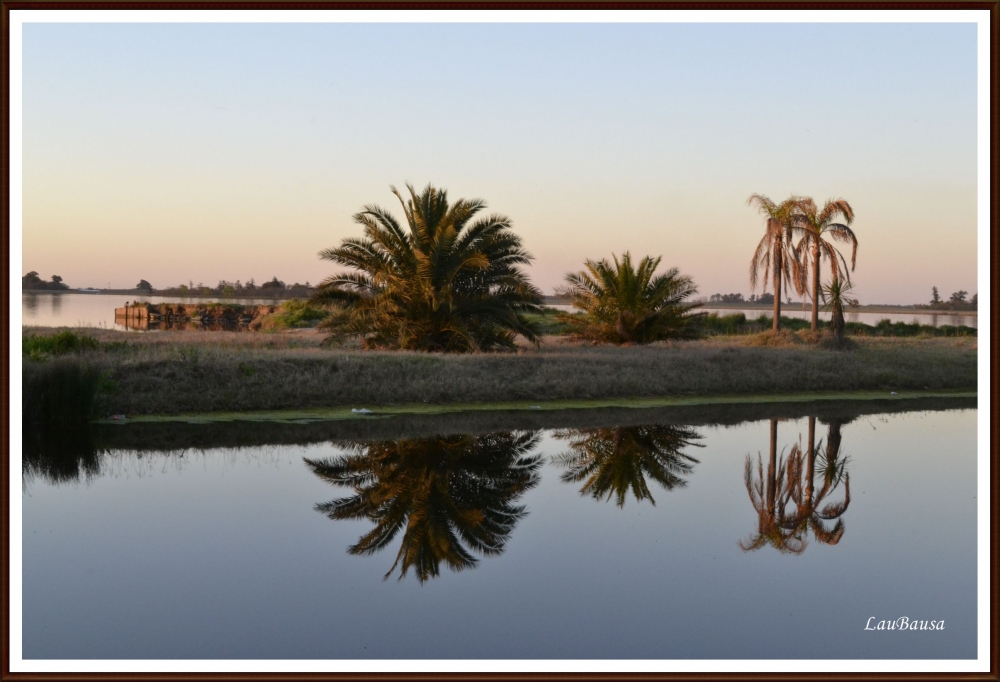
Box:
747;194;806;333
552;424;703;506
740;419;805;554
783;417;851;547
312;183;543;352
305;431;542;582
821;278;855;344
559;252;702;344
794;198;857;332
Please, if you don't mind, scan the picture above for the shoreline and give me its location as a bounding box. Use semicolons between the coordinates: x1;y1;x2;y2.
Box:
96;389;977;425
21;332;976;419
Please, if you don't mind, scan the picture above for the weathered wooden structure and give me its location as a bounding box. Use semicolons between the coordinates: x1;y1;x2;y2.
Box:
114;302;278;331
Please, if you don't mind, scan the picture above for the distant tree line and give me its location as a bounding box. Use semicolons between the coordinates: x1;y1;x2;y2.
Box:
153;277;316;299
22;272;69;291
918;286;977;312
707;292;776;304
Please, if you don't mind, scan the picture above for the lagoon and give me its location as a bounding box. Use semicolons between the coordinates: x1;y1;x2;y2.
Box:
22;293;979;330
21;402;977;660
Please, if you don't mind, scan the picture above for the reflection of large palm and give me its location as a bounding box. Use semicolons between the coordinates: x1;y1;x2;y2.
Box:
553;425;702;506
740;419;805;554
305;431;542;582
784;417;851;546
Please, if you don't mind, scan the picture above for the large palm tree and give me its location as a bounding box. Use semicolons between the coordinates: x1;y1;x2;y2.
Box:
312;183;543;352
794;198;857;332
748;194;806;333
552;424;703;506
305;431;542;582
559;252;702;344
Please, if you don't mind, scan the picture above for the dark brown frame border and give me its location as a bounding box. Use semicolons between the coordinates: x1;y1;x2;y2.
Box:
1;4;996;680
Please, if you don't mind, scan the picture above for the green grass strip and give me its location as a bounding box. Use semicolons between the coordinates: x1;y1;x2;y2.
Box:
95;389;977;425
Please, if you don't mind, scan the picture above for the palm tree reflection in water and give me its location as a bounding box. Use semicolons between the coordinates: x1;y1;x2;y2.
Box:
741;418;851;554
305;431;542;583
553;425;703;506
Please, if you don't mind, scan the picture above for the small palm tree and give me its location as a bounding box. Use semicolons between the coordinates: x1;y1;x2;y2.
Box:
747;194;806;333
821;278;854;343
794;198;857;332
552;424;703;506
313;183;542;352
305;431;542;583
559;252;702;344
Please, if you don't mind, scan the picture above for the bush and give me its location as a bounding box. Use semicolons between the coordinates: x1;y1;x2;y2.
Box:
257;300;329;330
22;330;100;360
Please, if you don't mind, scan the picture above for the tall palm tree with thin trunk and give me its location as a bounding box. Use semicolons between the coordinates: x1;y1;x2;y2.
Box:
748;195;806;333
740;419;805;554
794;198;857;332
783;417;851;547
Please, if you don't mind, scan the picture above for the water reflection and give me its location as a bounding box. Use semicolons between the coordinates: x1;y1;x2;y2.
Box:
740;418;851;554
305;432;543;582
116;318;250;332
23;292;39;315
23;420;102;485
553;425;702;506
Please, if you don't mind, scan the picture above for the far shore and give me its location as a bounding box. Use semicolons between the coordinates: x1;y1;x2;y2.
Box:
23;289;978;317
693;302;978;316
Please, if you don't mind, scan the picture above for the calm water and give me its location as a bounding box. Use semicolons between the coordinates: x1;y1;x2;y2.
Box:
698;307;978;329
21;292;288;331
22;293;978;330
549;303;978;328
21;403;978;660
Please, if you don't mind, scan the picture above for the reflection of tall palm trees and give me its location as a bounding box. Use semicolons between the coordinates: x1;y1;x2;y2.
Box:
305;431;542;582
553;425;702;506
740;418;851;554
784;417;851;546
740;419;804;554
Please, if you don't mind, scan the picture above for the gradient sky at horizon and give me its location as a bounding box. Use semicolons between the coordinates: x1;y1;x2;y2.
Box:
21;21;979;303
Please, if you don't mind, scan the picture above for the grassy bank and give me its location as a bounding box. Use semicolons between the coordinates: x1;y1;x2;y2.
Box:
21;327;977;419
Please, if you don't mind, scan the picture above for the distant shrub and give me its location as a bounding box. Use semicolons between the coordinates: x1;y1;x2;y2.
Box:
524;308;580;335
258;300;328;330
22;331;100;360
697;313;748;335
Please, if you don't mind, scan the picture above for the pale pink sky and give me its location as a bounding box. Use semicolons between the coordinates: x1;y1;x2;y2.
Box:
20;21;981;304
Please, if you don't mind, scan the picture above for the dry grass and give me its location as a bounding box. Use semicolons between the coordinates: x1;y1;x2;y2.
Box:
22;326;977;417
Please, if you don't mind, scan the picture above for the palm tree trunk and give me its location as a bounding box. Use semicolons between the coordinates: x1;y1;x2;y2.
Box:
806;417;815;501
811;239;820;332
767;419;778;513
772;243;782;333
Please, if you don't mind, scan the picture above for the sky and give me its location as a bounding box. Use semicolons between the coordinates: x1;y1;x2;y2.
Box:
19;20;981;304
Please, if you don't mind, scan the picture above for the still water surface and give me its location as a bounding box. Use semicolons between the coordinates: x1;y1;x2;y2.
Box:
22;293;979;330
22;406;977;660
21;293;288;331
549;303;978;328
